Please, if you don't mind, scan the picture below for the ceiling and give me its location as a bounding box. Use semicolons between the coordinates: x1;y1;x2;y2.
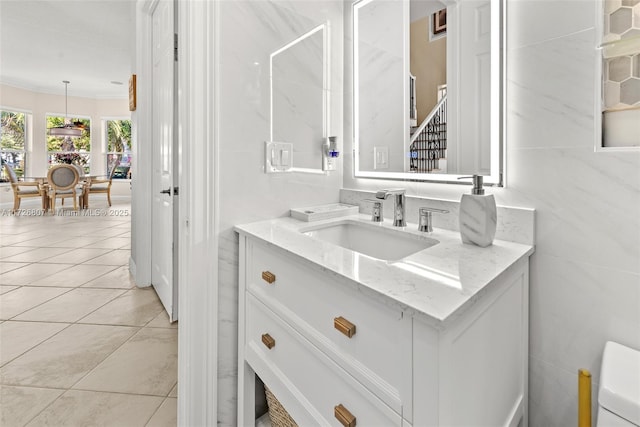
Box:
411;0;447;23
0;0;134;99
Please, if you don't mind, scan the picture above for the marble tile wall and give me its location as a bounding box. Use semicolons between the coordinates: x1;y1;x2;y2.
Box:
217;1;344;424
343;0;640;425
272;28;325;170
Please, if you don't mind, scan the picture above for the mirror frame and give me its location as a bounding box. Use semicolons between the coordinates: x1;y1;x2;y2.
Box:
352;0;505;186
270;23;330;174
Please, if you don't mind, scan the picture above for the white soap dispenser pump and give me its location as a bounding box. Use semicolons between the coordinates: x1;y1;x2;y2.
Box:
458;175;497;247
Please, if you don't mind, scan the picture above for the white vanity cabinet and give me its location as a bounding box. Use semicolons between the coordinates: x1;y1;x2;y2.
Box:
237;224;531;427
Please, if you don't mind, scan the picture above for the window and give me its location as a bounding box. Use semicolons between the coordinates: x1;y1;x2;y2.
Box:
106;119;132;179
1;110;27;182
47;115;91;173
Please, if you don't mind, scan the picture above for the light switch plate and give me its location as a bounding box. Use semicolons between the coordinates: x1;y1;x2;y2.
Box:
265;141;293;173
374;146;389;170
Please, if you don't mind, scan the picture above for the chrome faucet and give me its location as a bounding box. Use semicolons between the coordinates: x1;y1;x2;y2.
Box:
375;189;406;227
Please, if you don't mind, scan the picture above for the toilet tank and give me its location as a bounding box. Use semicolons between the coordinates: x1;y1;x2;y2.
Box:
598;341;640;426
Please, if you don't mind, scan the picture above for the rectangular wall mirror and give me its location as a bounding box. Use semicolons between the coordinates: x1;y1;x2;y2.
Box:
271;24;329;173
353;0;504;185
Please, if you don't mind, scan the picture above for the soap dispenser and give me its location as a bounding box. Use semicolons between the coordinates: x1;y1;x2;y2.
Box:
458;175;496;247
322;136;339;171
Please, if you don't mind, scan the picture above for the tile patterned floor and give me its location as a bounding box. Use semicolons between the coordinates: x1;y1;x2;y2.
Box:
0;201;177;427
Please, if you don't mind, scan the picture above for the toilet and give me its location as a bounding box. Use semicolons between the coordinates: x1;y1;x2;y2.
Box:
597;341;640;426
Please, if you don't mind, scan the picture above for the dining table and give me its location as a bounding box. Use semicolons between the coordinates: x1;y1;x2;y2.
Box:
25;175;95;212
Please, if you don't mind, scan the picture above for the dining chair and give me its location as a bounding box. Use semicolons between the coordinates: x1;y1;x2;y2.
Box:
3;163;46;212
70;164;89;208
83;165;117;208
47;164;80;211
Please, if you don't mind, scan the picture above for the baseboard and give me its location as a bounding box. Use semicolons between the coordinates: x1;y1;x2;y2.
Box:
129;257;151;288
129;257;137;280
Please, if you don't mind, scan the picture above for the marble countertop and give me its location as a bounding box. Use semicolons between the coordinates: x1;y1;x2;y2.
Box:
235;214;534;327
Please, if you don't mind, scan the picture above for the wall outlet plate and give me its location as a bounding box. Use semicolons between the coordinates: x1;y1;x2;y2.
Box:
374;146;389;170
265;141;293;173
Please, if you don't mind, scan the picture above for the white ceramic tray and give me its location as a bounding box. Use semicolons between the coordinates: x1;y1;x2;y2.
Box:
290;203;359;222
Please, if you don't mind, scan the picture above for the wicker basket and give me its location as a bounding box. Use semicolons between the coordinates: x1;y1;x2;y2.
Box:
264;386;298;427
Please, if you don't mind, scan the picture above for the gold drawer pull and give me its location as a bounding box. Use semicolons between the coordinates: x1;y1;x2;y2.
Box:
261;271;276;284
334;316;356;338
334;404;356;427
261;333;275;349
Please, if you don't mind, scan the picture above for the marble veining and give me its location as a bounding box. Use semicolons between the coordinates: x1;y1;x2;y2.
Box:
459;193;497;247
235;214;533;327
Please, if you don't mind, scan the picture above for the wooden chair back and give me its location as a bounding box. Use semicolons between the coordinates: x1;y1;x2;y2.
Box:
47;164;79;191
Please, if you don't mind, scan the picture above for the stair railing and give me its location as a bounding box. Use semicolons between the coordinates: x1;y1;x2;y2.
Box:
409;95;447;173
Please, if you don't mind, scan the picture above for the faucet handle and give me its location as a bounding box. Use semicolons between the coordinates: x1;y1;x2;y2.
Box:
418;207;449;233
364;199;383;222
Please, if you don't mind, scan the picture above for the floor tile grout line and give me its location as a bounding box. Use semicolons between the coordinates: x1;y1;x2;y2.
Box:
14;386;68;427
12;385;171;427
2;265;128;321
1;203;176;425
64;326;176;396
167;380;178;398
143;396;170;426
0;246;78;263
1;264;130;291
4;286;77;321
0;284;22;300
0;383;67;391
3;289;136;372
2;324;162;392
0;262;76;285
38;247;119;265
0;321;75;368
0;317;175;329
64;325;145;393
67;386;175;399
27;264;122;288
58;287;130;325
76;264;129;288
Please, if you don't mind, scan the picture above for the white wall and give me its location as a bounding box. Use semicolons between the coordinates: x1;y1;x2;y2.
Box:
343;1;640;425
0;84;131;206
216;1;344;424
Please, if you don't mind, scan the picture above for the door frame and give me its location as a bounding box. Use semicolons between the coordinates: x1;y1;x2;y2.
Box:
133;0;218;425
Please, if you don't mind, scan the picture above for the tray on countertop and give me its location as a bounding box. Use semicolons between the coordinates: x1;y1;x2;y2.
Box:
290;203;359;222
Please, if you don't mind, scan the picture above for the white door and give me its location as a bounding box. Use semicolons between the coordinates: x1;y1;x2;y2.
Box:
151;0;177;321
457;0;492;175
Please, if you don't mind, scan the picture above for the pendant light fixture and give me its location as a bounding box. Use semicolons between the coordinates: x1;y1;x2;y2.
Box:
48;80;83;137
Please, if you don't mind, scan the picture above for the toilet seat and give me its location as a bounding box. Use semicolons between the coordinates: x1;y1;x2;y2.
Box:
598;341;640;426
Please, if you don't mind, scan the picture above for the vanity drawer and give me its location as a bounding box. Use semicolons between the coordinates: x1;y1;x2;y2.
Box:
245;293;403;426
247;241;412;415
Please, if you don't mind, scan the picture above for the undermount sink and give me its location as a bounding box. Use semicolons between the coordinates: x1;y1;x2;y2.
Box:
301;220;438;261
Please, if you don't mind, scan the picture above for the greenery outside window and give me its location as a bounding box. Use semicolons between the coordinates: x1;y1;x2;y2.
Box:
47;115;91;173
106;119;132;179
1;110;27;182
